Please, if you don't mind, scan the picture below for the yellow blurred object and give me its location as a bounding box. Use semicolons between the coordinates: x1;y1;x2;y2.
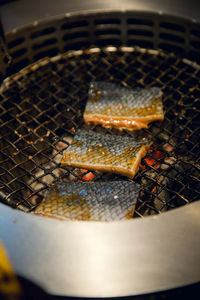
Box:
0;241;21;300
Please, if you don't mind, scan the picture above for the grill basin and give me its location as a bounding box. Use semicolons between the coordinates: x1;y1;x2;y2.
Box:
0;11;200;217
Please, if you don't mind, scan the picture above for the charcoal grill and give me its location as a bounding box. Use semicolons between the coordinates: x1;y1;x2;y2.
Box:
0;3;200;298
0;11;200;216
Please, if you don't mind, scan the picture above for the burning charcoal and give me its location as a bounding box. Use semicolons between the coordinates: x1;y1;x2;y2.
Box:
137;153;178;215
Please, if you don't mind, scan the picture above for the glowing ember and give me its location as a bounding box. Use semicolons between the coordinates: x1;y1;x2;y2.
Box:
82;170;95;181
78;169;95;181
163;143;174;152
141;149;168;169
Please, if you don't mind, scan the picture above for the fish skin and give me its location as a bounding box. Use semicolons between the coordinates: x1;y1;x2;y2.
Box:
34;181;140;221
61;129;151;178
84;82;164;130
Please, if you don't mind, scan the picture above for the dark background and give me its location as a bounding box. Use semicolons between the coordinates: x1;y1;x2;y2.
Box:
1;0;200;33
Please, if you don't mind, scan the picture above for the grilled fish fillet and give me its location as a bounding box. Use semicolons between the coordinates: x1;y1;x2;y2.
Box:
61;129;151;178
34;181;140;221
84;82;164;130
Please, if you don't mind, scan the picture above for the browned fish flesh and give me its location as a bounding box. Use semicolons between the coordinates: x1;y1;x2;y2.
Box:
61;129;151;178
34;181;140;221
84;82;164;130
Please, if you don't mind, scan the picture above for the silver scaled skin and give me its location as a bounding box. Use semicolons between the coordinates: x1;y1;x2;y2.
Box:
61;129;151;178
34;181;140;221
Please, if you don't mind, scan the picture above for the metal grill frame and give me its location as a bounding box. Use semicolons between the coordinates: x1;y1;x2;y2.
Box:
1;10;200;78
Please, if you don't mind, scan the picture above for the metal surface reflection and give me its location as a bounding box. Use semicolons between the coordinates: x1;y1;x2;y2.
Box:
0;201;200;297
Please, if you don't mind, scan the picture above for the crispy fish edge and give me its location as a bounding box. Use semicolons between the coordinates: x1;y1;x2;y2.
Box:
34;205;137;221
33;213;65;221
84;113;164;130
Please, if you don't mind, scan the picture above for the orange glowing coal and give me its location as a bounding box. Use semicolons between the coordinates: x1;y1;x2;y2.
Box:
140;150;168;169
78;169;95;182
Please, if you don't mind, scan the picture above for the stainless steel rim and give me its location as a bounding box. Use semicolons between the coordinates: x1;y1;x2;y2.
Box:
0;200;200;297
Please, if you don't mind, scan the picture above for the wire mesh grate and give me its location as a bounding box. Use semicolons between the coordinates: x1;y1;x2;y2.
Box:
0;47;199;216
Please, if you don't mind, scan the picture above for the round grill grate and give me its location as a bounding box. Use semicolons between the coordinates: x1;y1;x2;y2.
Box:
0;46;199;216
